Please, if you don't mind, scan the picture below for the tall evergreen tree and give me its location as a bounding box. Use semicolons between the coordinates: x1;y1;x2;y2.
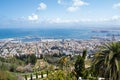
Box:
82;49;87;60
74;49;87;79
30;74;33;80
74;55;85;79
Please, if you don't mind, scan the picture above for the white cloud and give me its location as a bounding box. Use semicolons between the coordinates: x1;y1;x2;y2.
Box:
111;15;120;21
57;0;67;5
37;2;47;10
67;0;89;12
93;15;120;25
73;0;89;7
48;15;120;24
50;18;61;23
28;14;39;21
67;6;78;12
113;3;120;9
58;0;62;4
3;15;120;27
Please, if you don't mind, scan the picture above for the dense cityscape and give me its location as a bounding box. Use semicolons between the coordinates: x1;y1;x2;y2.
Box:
0;37;117;80
0;39;107;58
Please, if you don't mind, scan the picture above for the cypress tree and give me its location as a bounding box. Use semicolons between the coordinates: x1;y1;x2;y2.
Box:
25;75;27;80
82;49;87;60
30;74;33;80
74;55;85;79
36;72;38;79
46;70;48;76
41;72;43;78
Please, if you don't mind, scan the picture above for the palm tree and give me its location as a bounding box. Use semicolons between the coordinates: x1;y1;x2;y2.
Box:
92;42;120;80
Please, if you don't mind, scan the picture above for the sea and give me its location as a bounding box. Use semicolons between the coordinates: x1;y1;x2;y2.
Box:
0;27;120;42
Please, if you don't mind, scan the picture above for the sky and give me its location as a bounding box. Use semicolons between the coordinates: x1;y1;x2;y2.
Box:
0;0;120;28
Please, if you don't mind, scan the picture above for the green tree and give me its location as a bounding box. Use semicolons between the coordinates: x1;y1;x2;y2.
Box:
30;54;37;65
41;72;44;78
82;49;87;60
27;54;37;65
10;64;16;72
25;75;27;80
30;74;33;80
92;42;120;79
74;49;87;79
36;72;38;79
46;70;49;76
74;55;85;79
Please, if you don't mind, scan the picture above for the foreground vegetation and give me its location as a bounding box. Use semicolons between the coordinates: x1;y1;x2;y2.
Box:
0;71;17;80
92;42;120;80
0;42;120;80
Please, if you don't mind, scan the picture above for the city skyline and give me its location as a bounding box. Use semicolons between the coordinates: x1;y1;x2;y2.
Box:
0;0;120;28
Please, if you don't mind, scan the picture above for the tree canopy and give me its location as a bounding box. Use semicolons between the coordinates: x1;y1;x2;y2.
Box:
92;42;120;79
